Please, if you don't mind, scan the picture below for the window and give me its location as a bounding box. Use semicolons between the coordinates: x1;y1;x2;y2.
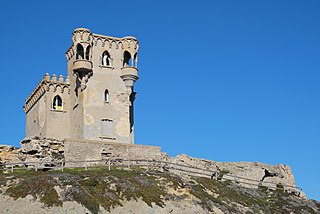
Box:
76;44;84;60
134;52;138;67
102;51;111;66
104;89;109;103
53;95;63;110
101;119;113;136
123;51;132;67
85;45;91;60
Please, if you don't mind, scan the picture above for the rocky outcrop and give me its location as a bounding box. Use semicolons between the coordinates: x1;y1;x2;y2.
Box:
20;137;64;165
0;138;64;169
0;145;23;164
171;154;300;195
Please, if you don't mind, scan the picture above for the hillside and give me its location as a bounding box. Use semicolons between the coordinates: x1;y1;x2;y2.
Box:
0;167;319;214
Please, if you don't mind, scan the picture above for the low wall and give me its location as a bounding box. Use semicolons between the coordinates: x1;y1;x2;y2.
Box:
64;139;165;167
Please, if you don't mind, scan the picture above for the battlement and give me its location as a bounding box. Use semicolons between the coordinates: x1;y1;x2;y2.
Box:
24;73;70;113
66;28;139;61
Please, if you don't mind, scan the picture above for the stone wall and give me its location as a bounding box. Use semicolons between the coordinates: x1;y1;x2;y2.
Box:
64;139;165;167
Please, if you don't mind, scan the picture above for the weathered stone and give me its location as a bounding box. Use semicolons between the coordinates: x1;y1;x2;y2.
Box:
24;28;139;144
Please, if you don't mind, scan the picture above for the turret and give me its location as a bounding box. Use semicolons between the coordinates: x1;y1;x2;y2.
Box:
72;28;93;91
120;43;139;93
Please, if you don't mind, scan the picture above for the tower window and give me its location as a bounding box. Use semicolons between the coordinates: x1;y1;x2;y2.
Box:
76;44;84;60
102;51;111;66
86;45;91;60
53;95;63;110
134;52;138;67
123;51;132;67
104;89;109;103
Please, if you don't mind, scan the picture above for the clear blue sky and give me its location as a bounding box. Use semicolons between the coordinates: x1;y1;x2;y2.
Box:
0;0;319;201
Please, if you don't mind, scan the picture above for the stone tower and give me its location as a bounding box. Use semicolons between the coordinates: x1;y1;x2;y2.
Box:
66;28;139;144
24;28;139;144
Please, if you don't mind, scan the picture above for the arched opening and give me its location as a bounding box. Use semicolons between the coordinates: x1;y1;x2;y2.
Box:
102;51;111;66
85;45;91;60
134;52;138;67
53;95;63;110
123;51;132;67
104;89;109;103
76;44;84;60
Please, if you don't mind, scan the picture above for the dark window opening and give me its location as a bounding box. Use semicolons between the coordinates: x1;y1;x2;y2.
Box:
85;45;91;60
76;44;84;60
102;51;111;66
123;51;132;67
104;89;109;103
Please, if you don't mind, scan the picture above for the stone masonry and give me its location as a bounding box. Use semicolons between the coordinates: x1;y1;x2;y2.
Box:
24;28;139;144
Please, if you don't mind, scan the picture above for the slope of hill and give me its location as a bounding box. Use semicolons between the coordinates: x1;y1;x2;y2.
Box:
0;167;319;214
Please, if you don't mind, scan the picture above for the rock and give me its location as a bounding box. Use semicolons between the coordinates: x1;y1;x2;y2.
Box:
172;154;300;193
0;145;23;164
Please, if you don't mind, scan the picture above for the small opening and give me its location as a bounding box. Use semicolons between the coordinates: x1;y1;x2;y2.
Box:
123;51;132;67
104;89;109;103
85;45;91;60
102;51;111;66
76;44;84;60
53;95;63;110
134;52;138;67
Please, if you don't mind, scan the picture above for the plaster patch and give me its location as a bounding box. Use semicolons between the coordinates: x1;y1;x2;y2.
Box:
115;117;129;137
84;114;94;125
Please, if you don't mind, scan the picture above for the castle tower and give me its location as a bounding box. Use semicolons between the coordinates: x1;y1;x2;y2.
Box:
65;28;139;144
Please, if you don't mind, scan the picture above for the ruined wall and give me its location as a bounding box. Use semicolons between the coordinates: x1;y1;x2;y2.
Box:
171;154;297;192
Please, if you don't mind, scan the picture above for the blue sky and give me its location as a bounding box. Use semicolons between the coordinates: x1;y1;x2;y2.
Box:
0;0;319;200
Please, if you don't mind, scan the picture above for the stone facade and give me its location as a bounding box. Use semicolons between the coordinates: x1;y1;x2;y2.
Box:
24;28;139;144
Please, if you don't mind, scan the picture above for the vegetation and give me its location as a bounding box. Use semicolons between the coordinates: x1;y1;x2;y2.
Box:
0;167;319;214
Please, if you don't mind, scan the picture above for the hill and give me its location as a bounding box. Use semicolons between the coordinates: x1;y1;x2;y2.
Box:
0;166;319;214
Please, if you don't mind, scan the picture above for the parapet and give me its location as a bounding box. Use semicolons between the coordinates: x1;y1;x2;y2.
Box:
24;73;70;113
66;28;139;61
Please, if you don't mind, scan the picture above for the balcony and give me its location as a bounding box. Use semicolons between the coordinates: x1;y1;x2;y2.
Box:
120;67;139;89
73;60;92;73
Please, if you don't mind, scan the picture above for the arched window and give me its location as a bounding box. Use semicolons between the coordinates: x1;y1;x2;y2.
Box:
53;95;63;110
85;45;91;60
76;44;84;60
123;51;132;67
104;89;109;103
134;52;138;67
102;51;111;66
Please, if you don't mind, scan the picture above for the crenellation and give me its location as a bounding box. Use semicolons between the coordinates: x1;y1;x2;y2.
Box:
44;73;50;81
24;73;70;113
58;75;64;83
51;74;57;82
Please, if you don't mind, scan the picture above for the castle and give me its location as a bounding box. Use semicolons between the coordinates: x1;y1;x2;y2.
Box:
24;28;139;144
